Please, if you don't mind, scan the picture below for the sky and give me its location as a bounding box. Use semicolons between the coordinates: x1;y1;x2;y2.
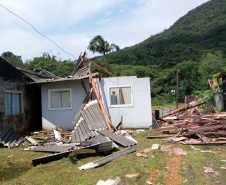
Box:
0;0;209;62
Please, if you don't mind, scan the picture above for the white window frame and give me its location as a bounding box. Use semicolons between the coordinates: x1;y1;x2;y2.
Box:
48;88;72;110
108;85;133;107
5;90;23;116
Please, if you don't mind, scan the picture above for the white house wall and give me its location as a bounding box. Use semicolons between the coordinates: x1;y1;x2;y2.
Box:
41;80;89;130
99;76;152;128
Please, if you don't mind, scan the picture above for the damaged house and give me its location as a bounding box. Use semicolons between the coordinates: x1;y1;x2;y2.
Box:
0;57;57;134
28;54;152;130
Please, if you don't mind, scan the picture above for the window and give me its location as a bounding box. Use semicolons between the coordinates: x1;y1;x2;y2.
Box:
5;92;22;116
109;86;132;106
49;89;72;110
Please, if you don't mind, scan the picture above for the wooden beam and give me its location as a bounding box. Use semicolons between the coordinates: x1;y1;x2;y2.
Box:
88;67;117;132
81;81;88;94
146;135;176;139
203;99;219;113
84;57;117;77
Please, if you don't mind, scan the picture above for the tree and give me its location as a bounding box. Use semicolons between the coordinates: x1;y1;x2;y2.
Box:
1;51;24;68
198;53;226;76
88;35;120;56
26;52;58;73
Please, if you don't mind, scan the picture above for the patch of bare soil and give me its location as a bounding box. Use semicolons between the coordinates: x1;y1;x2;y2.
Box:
164;156;182;185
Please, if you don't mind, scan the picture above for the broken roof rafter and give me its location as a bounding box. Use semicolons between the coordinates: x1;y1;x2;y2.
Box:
88;67;117;132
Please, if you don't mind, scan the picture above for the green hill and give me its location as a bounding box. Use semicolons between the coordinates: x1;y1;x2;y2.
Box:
92;0;226;104
103;0;226;68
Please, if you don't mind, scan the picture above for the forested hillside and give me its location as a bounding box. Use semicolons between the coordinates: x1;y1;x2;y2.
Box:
102;0;226;68
92;0;226;104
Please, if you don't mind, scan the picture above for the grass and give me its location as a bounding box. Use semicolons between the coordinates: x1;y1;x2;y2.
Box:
0;130;226;185
152;103;185;114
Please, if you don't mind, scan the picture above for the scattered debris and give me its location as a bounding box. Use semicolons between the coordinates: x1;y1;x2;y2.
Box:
53;130;62;140
0;124;20;147
150;111;226;145
203;167;215;173
146;180;153;184
151;144;160;150
96;176;121;185
79;147;136;170
136;129;145;133
97;129;136;147
25;136;38;146
136;152;148;158
125;174;140;178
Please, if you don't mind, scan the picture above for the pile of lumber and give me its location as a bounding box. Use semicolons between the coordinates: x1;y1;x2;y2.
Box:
151;113;226;145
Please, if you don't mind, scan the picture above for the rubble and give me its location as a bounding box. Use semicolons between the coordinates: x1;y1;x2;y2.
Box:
149;96;226;145
96;177;121;185
203;167;215;173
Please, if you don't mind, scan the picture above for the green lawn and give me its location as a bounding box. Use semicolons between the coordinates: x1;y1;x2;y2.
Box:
152;103;185;114
0;130;226;185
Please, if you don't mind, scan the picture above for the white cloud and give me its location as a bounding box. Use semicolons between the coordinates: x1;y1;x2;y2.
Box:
0;0;209;61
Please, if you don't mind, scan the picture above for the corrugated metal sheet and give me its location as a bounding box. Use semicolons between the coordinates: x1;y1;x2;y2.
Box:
0;124;20;147
79;147;136;170
72;100;107;143
19;68;59;83
24;144;76;153
72;99;136;149
97;129;136;147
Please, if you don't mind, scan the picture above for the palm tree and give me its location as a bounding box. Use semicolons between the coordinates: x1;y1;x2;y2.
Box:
88;35;120;56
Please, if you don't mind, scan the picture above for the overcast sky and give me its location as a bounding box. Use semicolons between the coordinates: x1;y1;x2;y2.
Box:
0;0;209;62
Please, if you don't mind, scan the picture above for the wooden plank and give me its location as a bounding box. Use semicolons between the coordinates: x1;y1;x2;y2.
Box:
39;131;71;135
153;127;177;131
182;141;226;145
160;96;208;118
85;57;117;77
152;113;160;128
146;135;176;138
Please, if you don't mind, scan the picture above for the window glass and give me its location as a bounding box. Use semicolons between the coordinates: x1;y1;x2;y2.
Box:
5;92;21;116
49;89;71;109
109;87;131;105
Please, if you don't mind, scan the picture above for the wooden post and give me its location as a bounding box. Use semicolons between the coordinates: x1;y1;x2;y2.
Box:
176;69;179;109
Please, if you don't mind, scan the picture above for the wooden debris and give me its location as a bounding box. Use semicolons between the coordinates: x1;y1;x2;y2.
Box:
136;152;148;158
147;135;176;139
149;107;226;145
125;174;140;178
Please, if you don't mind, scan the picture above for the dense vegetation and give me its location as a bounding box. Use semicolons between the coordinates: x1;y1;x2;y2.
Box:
2;0;226;105
1;51;75;77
